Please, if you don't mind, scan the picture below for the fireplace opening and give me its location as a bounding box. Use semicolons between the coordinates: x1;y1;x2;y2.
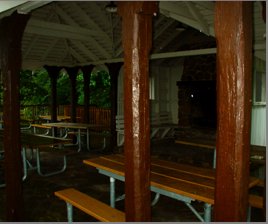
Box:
177;80;216;129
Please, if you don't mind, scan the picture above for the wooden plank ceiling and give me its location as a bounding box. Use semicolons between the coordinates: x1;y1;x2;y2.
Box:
0;1;266;69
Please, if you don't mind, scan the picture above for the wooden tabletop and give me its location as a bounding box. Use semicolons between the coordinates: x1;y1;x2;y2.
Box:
0;130;71;148
39;115;71;121
175;138;215;149
42;122;104;130
21;133;72;148
83;154;261;205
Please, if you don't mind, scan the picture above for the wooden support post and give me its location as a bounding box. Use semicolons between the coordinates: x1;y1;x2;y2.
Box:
106;62;123;152
66;67;79;123
214;2;253;221
0;11;30;221
44;66;61;123
118;2;158;221
81;65;94;123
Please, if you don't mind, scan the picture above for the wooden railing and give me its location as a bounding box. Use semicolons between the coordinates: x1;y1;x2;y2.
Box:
0;105;111;129
63;105;111;149
63;105;111;130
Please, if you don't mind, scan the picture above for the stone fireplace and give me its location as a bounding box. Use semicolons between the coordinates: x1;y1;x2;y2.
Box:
177;53;217;130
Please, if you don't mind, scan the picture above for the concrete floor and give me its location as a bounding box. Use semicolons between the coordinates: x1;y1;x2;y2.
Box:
0;138;265;222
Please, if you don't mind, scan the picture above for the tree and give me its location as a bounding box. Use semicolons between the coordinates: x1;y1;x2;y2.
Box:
89;70;111;108
20;69;50;105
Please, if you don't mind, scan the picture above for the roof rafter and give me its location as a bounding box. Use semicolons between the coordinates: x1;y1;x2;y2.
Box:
0;1;51;19
23;36;39;59
25;19;107;40
154;20;174;41
41;38;59;61
70;40;98;62
159;1;214;36
185;1;210;35
154;31;183;53
69;2;111;43
54;4;111;59
69;47;87;64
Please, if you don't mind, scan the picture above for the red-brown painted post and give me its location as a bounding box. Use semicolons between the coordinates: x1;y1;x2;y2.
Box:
118;2;158;221
106;62;123;152
66;67;79;123
0;11;30;221
44;66;61;124
81;65;94;123
214;2;252;221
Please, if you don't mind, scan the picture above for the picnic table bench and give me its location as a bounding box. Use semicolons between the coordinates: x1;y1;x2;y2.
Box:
55;188;125;222
0;131;73;186
30;123;52;135
83;154;262;222
116;112;176;146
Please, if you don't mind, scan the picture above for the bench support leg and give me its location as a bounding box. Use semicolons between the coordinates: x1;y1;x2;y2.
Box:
213;149;217;169
247;206;251;221
110;177;115;208
86;129;90;151
21;147;29;181
151;193;160;206
204;203;212;222
66;202;73;223
160;127;172;139
77;129;82;152
36;148;67;177
1;148;29;188
185;202;204;222
150;127;159;139
101;136;106;150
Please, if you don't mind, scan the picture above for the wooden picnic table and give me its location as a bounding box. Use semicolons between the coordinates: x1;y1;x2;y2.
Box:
175;138;266;170
0;130;72;180
39;115;71;122
175;137;216;168
42;122;104;151
83;154;261;222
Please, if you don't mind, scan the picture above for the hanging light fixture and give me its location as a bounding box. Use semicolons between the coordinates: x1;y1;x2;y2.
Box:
105;1;117;13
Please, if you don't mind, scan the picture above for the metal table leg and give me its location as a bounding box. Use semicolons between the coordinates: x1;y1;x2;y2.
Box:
213;148;216;169
66;202;73;223
77;129;81;152
110;177;116;208
36;148;67;177
86;128;90;151
204;203;212;222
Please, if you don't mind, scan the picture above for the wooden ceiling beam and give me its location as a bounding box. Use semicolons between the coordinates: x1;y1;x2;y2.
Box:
69;47;87;64
25;19;106;39
54;4;111;59
41;39;59;61
0;1;51;19
185;1;210;35
69;2;111;43
153;20;174;40
22;44;264;68
70;40;98;62
160;1;214;36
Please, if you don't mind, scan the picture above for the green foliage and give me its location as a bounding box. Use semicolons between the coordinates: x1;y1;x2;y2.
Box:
0;68;111;119
19;68;111;109
57;71;71;104
20;69;50;105
89;70;111;108
76;70;111;108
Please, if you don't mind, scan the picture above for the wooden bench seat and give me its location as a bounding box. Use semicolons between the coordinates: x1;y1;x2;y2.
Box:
247;193;264;221
116;112;176;146
55;188;125;222
249;194;263;209
31;124;52;135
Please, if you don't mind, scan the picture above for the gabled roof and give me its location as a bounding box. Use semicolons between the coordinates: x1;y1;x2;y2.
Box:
0;1;266;69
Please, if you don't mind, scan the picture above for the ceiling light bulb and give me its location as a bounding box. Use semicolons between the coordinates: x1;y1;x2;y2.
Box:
105;1;117;13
